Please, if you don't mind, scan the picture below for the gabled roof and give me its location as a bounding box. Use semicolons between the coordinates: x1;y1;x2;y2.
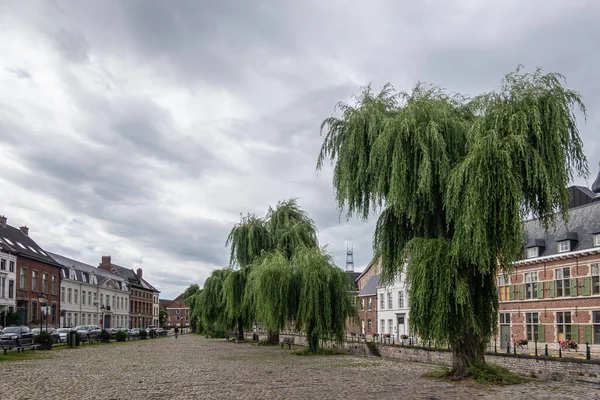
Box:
106;262;159;293
356;256;379;282
49;252;128;291
358;274;380;297
0;223;60;267
523;200;600;258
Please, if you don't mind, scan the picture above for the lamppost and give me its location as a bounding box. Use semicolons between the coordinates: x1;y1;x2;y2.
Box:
38;292;46;332
100;305;106;329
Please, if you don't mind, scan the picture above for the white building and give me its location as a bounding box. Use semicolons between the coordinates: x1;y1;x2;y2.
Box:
50;253;130;329
0;249;17;327
376;271;411;340
152;292;159;327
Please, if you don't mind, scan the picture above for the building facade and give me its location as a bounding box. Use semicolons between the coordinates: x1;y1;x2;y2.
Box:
49;253;130;329
98;256;159;329
354;256;383;337
0;217;61;328
498;177;600;350
0;248;17;327
162;294;190;327
376;270;411;340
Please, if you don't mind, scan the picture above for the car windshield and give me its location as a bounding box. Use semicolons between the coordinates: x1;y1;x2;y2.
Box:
2;327;23;333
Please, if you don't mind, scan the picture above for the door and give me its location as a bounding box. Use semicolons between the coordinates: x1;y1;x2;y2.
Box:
397;313;406;339
500;325;510;350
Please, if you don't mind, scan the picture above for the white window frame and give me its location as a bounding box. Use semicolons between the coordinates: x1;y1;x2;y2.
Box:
594;234;600;247
526;247;539;259
558;240;570;253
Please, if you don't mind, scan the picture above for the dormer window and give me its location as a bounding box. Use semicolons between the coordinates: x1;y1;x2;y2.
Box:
90;274;98;285
558;241;570;253
526;247;539;259
69;268;77;280
594;234;600;247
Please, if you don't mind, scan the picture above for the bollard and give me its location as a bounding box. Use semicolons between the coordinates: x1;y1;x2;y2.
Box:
507;342;510;354
409;337;412;346
513;344;517;355
392;336;395;345
494;340;497;353
535;340;538;357
586;342;591;361
428;339;431;347
559;346;562;358
545;344;548;357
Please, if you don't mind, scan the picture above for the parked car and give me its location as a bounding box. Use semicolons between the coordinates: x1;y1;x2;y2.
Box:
73;325;101;336
155;328;167;337
128;328;140;338
31;328;61;343
0;325;34;341
56;328;72;343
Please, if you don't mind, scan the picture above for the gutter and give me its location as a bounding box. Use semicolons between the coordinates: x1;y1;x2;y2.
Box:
514;247;600;266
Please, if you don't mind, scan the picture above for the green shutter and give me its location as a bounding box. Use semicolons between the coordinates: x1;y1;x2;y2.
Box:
582;277;591;296
509;285;515;301
570;278;578;297
537;282;544;299
571;325;579;343
547;280;555;298
518;284;525;300
584;325;593;344
538;324;545;342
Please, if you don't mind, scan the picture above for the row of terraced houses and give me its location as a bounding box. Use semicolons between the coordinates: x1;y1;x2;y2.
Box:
349;168;600;349
0;215;162;330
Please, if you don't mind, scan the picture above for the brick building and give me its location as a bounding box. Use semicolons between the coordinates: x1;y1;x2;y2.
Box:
98;256;160;329
0;216;61;328
160;293;190;328
498;175;600;350
356;257;382;337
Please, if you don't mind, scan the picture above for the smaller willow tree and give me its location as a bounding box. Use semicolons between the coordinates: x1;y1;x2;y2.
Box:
317;67;588;375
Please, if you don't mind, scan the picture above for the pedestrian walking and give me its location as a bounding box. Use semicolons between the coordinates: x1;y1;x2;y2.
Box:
174;326;179;339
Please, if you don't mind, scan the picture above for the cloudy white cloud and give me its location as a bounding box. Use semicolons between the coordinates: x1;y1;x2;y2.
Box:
1;0;599;298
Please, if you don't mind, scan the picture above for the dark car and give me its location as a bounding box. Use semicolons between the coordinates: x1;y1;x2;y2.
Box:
0;325;34;341
31;328;61;343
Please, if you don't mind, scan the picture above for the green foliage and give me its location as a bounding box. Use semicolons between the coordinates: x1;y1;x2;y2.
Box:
226;214;271;268
467;361;525;385
99;329;111;341
257;339;277;346
115;330;127;342
5;310;21;326
139;329;147;338
267;199;318;260
159;309;168;327
33;332;54;345
317;67;588;372
182;284;200;304
292;347;346;356
425;367;452;379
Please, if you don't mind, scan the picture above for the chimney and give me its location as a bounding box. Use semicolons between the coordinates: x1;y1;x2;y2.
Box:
137;268;143;280
99;255;112;271
0;215;6;227
20;226;29;236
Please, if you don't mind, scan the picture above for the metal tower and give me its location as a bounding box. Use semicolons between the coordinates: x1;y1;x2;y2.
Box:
346;244;354;272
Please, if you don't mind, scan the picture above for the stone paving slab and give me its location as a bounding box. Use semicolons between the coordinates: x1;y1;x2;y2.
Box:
0;335;598;399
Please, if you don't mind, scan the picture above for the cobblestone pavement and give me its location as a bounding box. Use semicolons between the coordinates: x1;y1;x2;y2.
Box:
0;335;598;399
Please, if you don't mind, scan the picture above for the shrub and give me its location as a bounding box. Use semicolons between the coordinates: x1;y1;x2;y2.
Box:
98;330;111;342
293;348;346;356
424;367;451;379
115;330;127;342
139;329;148;338
33;331;54;345
467;361;525;385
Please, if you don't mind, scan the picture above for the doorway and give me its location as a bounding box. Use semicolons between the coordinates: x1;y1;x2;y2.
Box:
397;313;406;339
499;312;511;350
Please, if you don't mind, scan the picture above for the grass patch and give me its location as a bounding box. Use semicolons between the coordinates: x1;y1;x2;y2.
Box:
0;350;49;362
467;361;525;385
257;340;277;346
293;348;346;356
424;366;452;379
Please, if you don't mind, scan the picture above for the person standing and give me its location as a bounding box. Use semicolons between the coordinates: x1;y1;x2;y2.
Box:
174;326;179;339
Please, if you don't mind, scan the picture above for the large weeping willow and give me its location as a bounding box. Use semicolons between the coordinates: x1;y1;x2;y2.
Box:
317;67;588;375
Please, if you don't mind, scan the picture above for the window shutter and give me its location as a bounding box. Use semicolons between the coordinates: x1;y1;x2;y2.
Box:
538;324;545;342
569;278;578;297
509;285;515;301
547;280;555;298
518;284;525;300
571;325;579;343
584;325;593;344
582;277;591;296
537;282;544;299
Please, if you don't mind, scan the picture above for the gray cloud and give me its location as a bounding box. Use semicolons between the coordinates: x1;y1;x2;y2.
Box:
0;0;599;299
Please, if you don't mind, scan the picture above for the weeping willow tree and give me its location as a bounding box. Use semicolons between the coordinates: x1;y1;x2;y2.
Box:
200;269;231;335
317;67;587;376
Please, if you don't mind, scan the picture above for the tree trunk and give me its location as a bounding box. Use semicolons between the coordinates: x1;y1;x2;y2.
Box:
237;319;244;339
451;330;485;377
307;321;318;353
267;331;279;344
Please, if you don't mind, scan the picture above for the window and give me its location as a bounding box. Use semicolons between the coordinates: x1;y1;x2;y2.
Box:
525;312;539;341
0;259;5;270
367;319;372;330
556;267;571;297
100;293;104;306
592;264;599;295
67;313;72;327
8;280;14;298
9;261;14;272
51;275;57;294
51;302;56;324
367;298;372;311
558;241;570;253
387;319;393;334
526;247;539;259
94;292;97;302
186;310;189;314
524;272;538;299
74;289;78;304
68;288;72;303
42;273;48;293
380;294;384;310
61;287;65;302
113;296;115;309
556;311;572;341
398;291;404;309
106;295;110;307
593;311;600;345
32;270;38;292
498;275;511;301
499;313;511;324
87;314;91;325
387;292;393;309
0;277;5;298
74;313;78;326
594;234;600;247
380;319;385;334
82;290;86;305
19;268;26;290
88;292;92;305
32;301;38;321
360;299;364;311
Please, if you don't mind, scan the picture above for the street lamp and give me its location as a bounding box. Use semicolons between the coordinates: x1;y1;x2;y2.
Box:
37;292;46;332
100;305;106;329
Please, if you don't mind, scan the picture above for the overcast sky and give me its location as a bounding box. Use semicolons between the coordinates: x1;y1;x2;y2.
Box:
1;1;599;299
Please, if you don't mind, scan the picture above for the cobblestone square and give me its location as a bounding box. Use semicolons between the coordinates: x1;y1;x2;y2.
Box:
0;335;597;399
